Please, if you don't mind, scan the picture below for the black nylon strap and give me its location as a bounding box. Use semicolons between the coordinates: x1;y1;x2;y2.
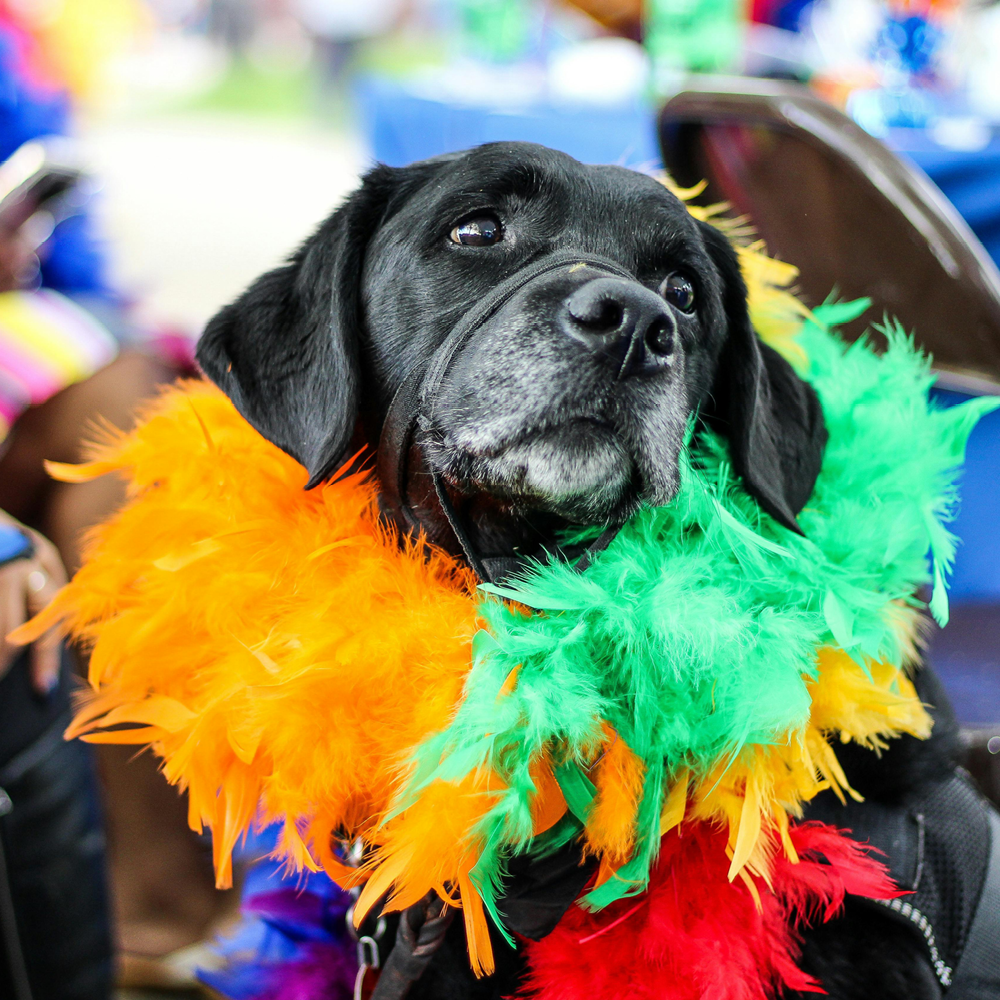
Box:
377;249;633;581
572;524;621;574
431;470;491;584
806;769;1000;991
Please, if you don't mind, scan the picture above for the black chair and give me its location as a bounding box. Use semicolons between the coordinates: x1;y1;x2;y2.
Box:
658;77;1000;803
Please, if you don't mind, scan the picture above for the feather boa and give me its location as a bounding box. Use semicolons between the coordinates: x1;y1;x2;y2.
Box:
14;236;997;992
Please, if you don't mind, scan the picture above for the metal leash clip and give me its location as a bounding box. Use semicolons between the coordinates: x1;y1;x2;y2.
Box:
343;839;386;1000
353;932;382;1000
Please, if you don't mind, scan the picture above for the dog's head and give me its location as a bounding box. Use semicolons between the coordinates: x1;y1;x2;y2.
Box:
197;142;825;551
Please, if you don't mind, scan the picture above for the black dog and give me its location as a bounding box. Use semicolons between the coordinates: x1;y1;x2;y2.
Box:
198;142;823;560
196;142;998;999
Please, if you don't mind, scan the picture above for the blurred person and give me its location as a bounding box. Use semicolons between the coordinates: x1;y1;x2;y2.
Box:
0;511;109;1000
0;6;233;994
208;0;264;57
293;0;408;93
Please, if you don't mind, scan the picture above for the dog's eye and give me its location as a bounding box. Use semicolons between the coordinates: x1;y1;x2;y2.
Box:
660;273;696;313
450;214;502;247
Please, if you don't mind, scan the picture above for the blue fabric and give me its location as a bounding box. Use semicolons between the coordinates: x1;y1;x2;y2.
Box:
0;26;112;299
889;128;1000;271
930;389;1000;601
40;213;112;298
355;75;659;169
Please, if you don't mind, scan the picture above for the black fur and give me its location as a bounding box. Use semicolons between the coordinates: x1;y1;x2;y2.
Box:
198;162;440;486
792;902;944;1000
195;142;951;998
699;223;827;531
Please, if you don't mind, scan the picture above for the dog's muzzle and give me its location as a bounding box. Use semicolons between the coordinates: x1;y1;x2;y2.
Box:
376;249;633;583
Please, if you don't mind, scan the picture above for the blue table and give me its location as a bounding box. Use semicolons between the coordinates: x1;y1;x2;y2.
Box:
354;76;660;170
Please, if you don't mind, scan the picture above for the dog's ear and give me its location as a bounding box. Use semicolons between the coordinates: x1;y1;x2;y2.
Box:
197;163;428;488
699;222;827;533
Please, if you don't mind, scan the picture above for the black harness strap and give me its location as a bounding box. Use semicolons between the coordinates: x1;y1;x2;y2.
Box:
949;804;1000;998
377;249;634;583
805;769;1000;994
430;470;491;584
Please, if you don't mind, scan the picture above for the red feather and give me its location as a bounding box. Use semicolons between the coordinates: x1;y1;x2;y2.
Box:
519;821;902;1000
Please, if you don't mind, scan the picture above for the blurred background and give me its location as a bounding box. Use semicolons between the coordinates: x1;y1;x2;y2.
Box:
11;0;1000;335
0;2;999;999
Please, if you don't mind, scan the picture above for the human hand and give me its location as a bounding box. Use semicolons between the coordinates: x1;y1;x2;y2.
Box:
0;220;41;292
0;512;67;693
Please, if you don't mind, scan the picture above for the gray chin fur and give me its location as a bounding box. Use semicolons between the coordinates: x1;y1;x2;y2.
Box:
440;421;636;523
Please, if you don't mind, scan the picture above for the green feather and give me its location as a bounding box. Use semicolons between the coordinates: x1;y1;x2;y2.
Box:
554;760;598;823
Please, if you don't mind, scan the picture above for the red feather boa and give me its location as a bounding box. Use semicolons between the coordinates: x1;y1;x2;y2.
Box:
520;822;903;1000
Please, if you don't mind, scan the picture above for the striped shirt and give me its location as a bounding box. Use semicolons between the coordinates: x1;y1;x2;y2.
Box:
0;288;117;441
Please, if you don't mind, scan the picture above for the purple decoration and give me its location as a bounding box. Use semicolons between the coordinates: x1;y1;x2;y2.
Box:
198;850;358;1000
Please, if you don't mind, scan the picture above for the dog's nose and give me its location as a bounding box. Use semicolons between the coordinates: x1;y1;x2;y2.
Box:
563;277;676;378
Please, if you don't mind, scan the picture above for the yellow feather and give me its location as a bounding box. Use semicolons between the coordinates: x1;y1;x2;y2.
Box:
459;874;495;977
659;767;689;836
689;632;931;884
728;769;763;881
737;866;763;911
657;173;812;371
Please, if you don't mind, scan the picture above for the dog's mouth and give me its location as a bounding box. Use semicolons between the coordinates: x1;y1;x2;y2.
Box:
423;416;638;524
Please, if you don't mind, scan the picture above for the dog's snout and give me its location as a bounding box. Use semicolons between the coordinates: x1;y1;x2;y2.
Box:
563;278;676;378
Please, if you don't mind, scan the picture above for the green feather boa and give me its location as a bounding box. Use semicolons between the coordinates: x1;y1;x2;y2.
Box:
398;302;999;931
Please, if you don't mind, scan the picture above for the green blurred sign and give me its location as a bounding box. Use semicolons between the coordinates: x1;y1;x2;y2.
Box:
645;0;742;85
456;0;533;63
